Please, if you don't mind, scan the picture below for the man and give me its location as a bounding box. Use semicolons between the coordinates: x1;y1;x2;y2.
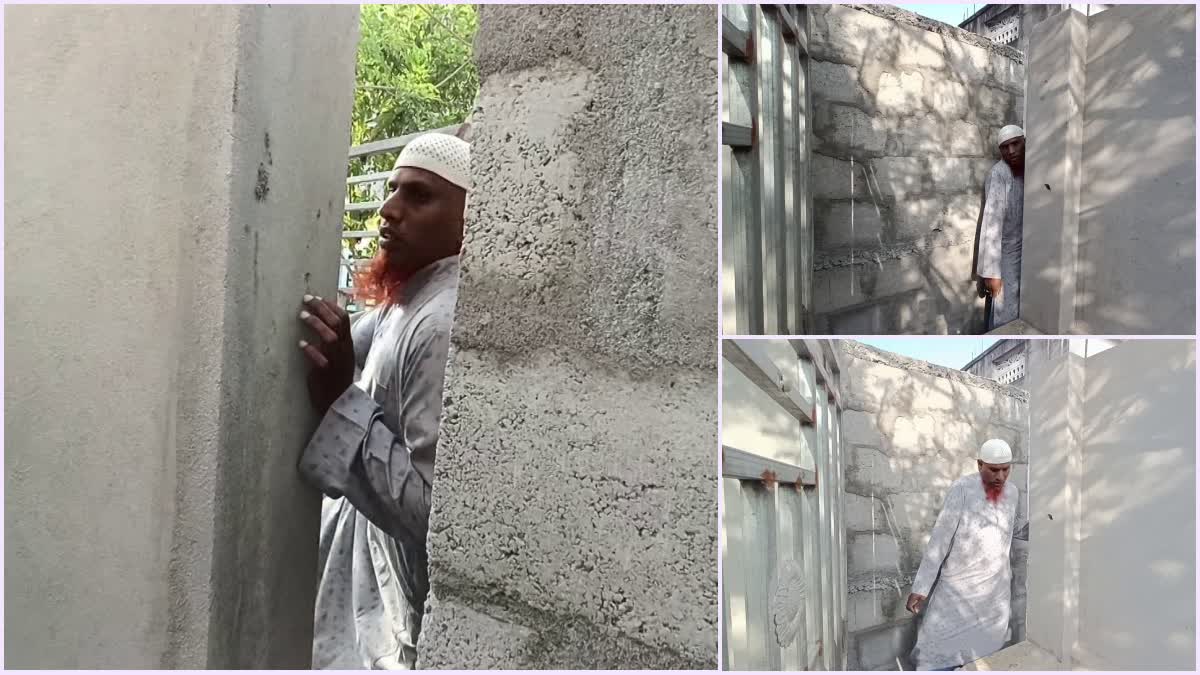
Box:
905;439;1027;671
295;131;470;668
975;125;1026;330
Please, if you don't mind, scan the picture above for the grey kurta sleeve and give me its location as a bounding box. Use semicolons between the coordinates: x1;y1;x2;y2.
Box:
912;482;965;597
1013;506;1029;542
299;315;451;545
976;165;1009;280
349;308;379;370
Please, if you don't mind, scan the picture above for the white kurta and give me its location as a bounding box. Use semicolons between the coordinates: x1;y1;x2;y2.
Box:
299;255;459;669
910;473;1022;670
975;161;1024;329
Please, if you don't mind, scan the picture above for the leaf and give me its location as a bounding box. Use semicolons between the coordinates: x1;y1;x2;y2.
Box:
350;4;479;147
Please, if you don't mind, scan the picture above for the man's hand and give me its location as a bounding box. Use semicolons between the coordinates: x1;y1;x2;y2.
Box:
906;593;927;614
298;294;355;415
981;277;1003;298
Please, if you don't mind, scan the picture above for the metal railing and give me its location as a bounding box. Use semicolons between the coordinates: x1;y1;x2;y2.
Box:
339;123;463;308
722;4;814;335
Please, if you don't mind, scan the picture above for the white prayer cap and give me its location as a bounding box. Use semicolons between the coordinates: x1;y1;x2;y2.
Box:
979;438;1013;464
997;125;1025;146
393;132;471;191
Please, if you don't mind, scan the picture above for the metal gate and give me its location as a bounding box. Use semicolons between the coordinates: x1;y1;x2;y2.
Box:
721;339;847;670
721;4;814;335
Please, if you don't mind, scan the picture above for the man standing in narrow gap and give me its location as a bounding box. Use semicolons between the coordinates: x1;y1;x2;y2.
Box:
904;439;1028;671
295;131;470;669
975;125;1025;331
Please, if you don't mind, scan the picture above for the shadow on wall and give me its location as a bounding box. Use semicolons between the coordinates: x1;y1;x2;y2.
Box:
1071;343;1195;668
1069;8;1196;335
840;344;1028;669
808;5;1024;335
1023;341;1077;664
1025;341;1194;669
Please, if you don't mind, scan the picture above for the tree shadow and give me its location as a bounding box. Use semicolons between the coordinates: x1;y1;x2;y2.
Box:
807;4;1020;335
838;341;1029;669
1020;6;1195;335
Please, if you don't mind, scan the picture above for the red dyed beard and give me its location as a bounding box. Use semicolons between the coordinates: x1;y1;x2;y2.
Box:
983;478;1004;504
353;248;412;306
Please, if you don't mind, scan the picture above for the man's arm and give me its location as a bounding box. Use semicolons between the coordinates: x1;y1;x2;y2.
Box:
976;166;1009;286
298;314;451;545
349;308;379;371
910;482;965;603
1013;507;1029;542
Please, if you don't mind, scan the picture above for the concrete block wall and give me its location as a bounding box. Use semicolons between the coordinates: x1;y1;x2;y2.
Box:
4;5;359;668
837;342;1029;670
808;5;1025;335
1022;5;1196;334
418;5;717;669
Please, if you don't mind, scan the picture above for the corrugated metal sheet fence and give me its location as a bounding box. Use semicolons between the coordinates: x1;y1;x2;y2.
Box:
721;5;814;335
721;339;848;670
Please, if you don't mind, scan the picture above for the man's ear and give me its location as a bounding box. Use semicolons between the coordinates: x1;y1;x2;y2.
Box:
455;122;472;141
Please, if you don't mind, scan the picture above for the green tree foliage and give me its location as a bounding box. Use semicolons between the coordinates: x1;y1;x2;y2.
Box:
344;4;479;258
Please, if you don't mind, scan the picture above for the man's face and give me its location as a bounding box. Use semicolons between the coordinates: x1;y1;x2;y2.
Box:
1000;136;1025;171
377;166;466;276
978;460;1011;489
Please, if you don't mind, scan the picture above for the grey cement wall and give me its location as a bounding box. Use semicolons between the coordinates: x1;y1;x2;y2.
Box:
1027;338;1195;662
838;341;1029;670
418;5;717;669
1076;5;1195;334
1023;340;1084;666
4;6;359;668
1025;339;1195;670
1022;5;1196;334
809;5;1025;335
1020;8;1088;336
1077;340;1195;669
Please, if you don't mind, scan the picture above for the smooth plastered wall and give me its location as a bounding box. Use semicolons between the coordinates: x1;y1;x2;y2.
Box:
1022;5;1196;334
1074;5;1196;334
4;5;358;668
1025;339;1195;670
838;341;1029;669
1076;340;1195;669
808;5;1025;335
418;4;717;669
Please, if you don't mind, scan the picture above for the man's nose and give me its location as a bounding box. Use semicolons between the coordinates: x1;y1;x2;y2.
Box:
379;191;402;222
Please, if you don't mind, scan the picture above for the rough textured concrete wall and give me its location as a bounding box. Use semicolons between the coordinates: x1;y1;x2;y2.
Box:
808;5;1025;335
838;342;1029;670
4;5;358;668
1074;5;1195;334
1076;340;1195;669
419;5;717;669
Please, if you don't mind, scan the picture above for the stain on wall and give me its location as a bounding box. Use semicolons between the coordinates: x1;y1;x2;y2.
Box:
4;4;359;668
